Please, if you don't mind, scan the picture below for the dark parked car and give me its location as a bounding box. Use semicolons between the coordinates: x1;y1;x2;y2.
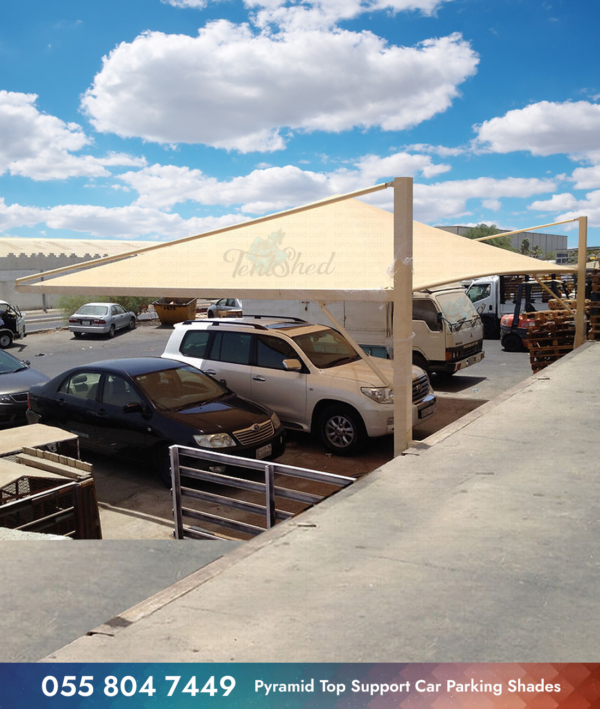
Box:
0;350;49;428
26;358;286;485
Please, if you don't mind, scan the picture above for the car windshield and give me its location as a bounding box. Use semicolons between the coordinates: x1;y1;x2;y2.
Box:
292;328;360;369
76;305;109;316
0;350;26;374
466;283;491;303
134;365;227;411
437;291;479;325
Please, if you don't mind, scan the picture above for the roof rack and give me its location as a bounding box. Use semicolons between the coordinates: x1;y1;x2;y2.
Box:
242;314;308;323
180;319;269;330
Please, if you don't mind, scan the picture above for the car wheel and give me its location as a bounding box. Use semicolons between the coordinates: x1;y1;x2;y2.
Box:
0;332;13;349
483;317;500;339
157;447;173;488
318;404;366;456
73;332;82;338
129;317;136;330
412;352;429;374
502;333;523;352
108;324;116;339
207;310;214;318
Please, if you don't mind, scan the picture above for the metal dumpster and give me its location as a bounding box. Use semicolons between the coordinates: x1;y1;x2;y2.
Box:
153;298;197;326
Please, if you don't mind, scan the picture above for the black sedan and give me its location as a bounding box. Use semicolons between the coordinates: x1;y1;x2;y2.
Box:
0;350;49;428
26;357;285;485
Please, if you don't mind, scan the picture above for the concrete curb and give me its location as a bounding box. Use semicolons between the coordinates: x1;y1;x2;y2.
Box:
406;340;594;452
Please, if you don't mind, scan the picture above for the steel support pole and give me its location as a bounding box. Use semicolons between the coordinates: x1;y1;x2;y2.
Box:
171;446;184;539
393;177;413;456
574;216;588;348
264;464;276;529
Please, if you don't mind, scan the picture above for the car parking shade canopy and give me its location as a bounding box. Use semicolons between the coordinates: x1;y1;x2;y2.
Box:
16;196;575;302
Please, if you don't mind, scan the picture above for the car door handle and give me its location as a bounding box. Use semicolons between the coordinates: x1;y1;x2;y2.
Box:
205;369;217;376
252;376;266;382
93;408;109;418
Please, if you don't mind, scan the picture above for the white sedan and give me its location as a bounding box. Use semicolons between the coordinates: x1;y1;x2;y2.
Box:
68;302;136;339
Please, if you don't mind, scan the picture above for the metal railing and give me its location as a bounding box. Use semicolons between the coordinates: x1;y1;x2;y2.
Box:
170;446;355;540
0;480;78;537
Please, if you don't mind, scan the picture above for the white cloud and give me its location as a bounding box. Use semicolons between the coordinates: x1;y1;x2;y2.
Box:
482;198;501;211
0;171;560;239
117;151;450;211
570;164;600;190
162;0;207;8
95;152;147;168
81;24;478;152
164;0;454;31
405;143;466;157
352;152;451;181
551;191;600;228
0;91;146;181
0;197;250;240
528;193;579;212
527;191;600;229
44;204;247;239
361;176;557;222
0;148;454;238
474;100;600;159
0;198;45;231
251;0;453;30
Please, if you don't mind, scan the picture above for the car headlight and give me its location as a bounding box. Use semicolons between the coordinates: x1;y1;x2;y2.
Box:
271;412;281;428
193;433;236;448
0;395;13;403
361;386;394;404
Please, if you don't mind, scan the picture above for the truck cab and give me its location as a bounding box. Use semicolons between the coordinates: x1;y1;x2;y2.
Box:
411;285;484;375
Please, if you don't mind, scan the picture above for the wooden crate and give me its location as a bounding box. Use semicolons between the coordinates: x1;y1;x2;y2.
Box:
526;311;575;373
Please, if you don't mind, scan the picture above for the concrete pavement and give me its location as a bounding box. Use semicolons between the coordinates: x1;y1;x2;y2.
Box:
44;341;600;663
0;540;238;661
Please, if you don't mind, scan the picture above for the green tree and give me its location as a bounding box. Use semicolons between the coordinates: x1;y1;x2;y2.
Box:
520;237;531;255
464;223;516;251
58;294;157;316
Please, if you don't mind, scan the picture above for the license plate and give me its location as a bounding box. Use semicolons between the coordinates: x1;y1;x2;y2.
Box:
256;443;272;459
418;403;435;420
82;320;91;325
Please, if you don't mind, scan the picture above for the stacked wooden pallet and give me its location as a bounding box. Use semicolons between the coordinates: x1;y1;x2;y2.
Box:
590;273;600;341
548;298;591;312
526;310;575;373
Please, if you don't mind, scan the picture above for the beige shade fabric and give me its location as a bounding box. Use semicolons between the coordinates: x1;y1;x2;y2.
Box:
16;198;575;301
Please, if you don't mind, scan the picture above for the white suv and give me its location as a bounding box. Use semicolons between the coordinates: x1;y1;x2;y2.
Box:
162;317;437;455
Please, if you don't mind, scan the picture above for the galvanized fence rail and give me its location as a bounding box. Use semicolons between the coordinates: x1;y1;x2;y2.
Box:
170;446;355;540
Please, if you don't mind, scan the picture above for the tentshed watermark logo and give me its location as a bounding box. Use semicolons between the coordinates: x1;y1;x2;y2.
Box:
224;230;335;278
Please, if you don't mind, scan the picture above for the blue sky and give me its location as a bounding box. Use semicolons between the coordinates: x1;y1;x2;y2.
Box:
1;0;599;248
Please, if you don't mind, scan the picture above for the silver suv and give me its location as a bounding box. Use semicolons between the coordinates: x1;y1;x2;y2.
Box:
162;316;437;455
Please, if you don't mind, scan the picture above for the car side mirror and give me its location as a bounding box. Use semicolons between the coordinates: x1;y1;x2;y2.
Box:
122;402;143;414
437;312;443;321
282;358;302;372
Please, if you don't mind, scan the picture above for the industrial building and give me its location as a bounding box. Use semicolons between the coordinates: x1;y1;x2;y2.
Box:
436;226;568;263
